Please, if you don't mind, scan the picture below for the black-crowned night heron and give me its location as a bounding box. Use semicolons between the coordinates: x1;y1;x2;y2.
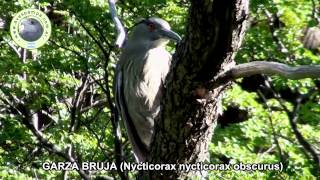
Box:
115;17;181;162
19;18;43;41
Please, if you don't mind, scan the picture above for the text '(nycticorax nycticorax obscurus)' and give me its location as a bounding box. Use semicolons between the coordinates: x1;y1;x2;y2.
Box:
115;17;181;162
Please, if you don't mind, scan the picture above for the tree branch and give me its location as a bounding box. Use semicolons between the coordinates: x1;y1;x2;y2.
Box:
82;5;127;177
150;0;249;178
209;61;320;89
311;0;320;24
21;109;90;179
69;74;90;132
262;78;320;175
108;0;126;48
76;17;110;60
257;90;285;164
287;90;320;173
80;98;108;113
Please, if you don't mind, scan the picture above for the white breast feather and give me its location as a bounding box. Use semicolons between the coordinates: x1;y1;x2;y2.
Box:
138;47;170;109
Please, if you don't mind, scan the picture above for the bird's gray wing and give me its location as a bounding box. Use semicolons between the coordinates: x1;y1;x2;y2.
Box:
114;64;148;162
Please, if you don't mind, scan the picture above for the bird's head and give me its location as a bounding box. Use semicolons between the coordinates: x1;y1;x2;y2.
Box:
129;17;181;48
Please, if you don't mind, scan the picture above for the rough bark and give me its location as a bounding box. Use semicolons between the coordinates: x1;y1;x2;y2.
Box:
148;0;249;179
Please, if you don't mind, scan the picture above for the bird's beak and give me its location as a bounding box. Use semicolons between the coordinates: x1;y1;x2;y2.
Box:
159;28;182;42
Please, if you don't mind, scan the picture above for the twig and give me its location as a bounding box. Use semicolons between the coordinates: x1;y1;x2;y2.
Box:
257;89;284;163
311;0;320;24
74;13;127;179
264;9;289;55
80;98;109;113
69;74;90;132
19;109;90;179
93;24;113;48
102;55;128;180
50;40;84;58
263;78;320;174
287;90;320;172
76;17;110;60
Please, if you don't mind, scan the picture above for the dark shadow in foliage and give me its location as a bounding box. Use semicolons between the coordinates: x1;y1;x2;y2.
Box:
209;153;231;164
239;75;273;101
239;74;301;104
218;105;248;128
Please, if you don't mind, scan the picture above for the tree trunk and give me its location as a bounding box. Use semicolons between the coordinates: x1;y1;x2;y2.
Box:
148;0;249;179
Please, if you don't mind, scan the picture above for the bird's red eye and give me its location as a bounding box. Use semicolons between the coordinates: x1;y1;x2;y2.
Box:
147;23;156;32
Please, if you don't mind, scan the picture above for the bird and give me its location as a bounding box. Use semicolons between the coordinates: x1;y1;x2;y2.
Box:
19;18;43;41
302;24;320;50
114;17;181;162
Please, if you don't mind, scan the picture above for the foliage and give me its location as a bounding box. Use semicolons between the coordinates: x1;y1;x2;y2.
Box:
0;0;319;179
211;0;320;179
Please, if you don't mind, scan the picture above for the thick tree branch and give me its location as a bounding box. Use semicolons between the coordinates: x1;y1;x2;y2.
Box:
108;0;126;48
209;61;320;89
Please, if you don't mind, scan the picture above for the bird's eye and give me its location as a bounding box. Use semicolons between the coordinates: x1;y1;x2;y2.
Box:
147;23;156;32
